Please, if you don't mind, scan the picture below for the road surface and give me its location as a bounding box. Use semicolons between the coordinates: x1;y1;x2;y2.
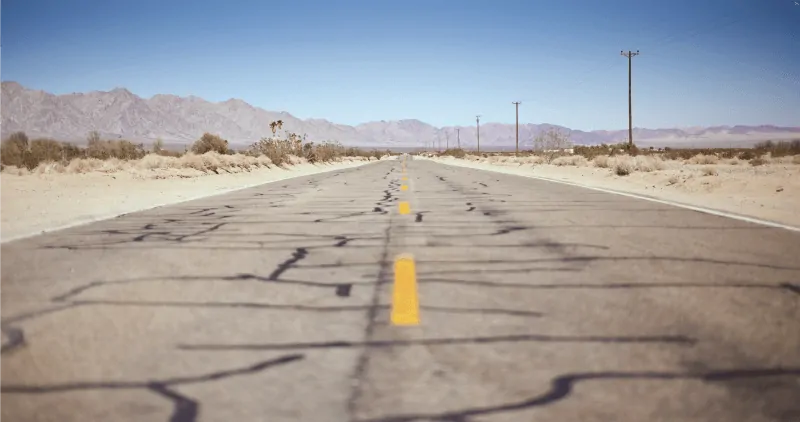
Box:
2;157;799;422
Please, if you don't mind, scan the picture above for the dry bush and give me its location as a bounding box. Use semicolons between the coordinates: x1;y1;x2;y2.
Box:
1;131;30;167
793;155;800;165
574;144;613;160
634;155;666;172
520;155;545;165
86;132;146;160
29;138;64;162
750;157;768;167
440;148;467;159
701;166;718;176
33;161;66;174
3;127;364;175
754;140;800;157
191;133;229;155
613;155;635;176
65;158;100;173
593;155;611;168
249;137;296;166
687;154;719;165
725;158;741;165
551;155;588;167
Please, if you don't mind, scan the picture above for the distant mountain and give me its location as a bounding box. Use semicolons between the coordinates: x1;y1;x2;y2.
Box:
2;81;798;149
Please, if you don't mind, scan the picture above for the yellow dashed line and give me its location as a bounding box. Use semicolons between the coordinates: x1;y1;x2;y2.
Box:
400;185;408;191
401;176;408;181
398;201;410;215
391;254;420;325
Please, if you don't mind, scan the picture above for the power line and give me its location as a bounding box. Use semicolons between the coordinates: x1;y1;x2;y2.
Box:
621;50;640;147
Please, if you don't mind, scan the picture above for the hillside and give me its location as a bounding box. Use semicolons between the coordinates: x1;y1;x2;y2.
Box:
2;82;798;148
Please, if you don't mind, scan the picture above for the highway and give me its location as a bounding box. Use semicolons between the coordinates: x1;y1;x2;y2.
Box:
2;157;799;422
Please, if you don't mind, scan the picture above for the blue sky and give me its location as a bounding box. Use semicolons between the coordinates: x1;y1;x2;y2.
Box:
2;0;798;130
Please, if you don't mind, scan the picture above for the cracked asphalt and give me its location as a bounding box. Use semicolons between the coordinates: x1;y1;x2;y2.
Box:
2;157;799;422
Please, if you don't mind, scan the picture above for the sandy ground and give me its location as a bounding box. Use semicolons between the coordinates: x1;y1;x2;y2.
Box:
422;155;800;228
1;157;378;242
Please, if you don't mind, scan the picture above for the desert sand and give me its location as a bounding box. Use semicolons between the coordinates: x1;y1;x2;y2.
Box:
422;154;800;229
1;156;376;242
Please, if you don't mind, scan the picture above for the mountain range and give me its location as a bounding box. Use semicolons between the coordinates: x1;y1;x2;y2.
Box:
2;81;798;149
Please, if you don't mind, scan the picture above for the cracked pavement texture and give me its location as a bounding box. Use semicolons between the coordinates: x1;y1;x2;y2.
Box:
2;158;799;422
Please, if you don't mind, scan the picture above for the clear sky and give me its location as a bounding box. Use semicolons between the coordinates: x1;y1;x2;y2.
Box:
2;0;798;131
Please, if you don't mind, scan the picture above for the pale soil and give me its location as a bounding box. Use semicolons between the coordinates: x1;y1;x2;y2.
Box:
424;155;800;228
1;157;377;242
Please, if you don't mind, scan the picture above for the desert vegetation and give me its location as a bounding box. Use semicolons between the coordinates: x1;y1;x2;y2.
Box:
1;125;391;176
420;130;800;177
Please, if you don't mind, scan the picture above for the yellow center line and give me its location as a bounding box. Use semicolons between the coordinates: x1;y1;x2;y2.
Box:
391;254;420;325
401;176;408;181
398;201;410;215
400;185;408;191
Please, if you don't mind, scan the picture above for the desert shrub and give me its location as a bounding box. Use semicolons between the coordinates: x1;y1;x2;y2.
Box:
593;155;611;168
612;155;635;176
754;140;800;157
750;157;768;166
1;131;30;167
86;132;146;160
191;133;229;155
701;166;718;176
441;148;467;158
634;155;666;172
29;138;64;163
793;155;800;165
551;155;588;167
687;154;719;165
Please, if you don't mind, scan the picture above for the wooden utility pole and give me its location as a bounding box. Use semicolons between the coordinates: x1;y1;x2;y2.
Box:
456;128;461;148
512;101;521;155
476;115;481;153
445;131;450;150
620;50;640;148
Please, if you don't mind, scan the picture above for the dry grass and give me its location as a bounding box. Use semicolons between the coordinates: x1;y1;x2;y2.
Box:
612;156;635;176
2;130;386;175
687;154;719;165
552;155;588;167
428;140;800;178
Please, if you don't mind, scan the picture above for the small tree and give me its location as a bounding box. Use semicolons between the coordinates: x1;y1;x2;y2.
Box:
533;128;573;163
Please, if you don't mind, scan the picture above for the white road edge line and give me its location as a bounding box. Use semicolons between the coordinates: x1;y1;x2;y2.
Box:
432;159;800;234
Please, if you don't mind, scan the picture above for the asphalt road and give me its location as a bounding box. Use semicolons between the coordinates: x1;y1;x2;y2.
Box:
2;157;799;422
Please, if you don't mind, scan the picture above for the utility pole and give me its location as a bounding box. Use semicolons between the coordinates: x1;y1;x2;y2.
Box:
456;128;461;149
476;115;481;154
512;101;521;155
620;50;640;148
445;131;450;150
